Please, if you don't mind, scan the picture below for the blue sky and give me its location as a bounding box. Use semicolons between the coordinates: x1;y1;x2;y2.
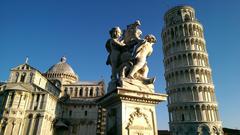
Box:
0;0;239;130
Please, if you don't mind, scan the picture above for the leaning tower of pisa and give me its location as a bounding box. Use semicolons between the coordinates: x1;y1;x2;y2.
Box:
161;6;223;135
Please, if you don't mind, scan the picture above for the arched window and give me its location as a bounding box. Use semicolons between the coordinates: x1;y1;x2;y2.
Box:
34;94;40;110
84;111;87;116
25;114;33;135
75;88;78;97
196;105;202;121
79;88;83;96
33;114;41;135
188;54;193;65
54;80;61;88
40;94;45;109
89;88;93;96
171;28;174;39
8;92;15;108
175;26;178;38
184;24;188;36
184;14;190;21
30;72;34;83
17;94;23;108
15;72;19;82
20;73;26;83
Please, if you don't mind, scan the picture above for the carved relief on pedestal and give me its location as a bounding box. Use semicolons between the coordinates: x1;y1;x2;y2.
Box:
126;107;152;135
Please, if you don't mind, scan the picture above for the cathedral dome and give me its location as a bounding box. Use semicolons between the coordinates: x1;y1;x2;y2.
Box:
47;57;76;75
45;57;78;85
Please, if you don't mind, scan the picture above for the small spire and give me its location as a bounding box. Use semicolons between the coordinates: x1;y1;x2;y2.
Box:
25;57;29;64
60;56;67;63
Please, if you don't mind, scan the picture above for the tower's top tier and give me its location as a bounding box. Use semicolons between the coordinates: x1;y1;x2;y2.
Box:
164;5;196;27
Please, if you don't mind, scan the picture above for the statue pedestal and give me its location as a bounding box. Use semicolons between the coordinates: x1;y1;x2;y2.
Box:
98;87;167;135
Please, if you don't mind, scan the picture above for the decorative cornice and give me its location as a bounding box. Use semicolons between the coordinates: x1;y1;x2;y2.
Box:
97;88;167;106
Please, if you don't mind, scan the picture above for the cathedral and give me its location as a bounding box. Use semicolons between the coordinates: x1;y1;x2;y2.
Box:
0;57;106;135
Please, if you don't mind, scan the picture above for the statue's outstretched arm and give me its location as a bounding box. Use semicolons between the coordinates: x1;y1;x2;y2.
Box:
113;39;125;47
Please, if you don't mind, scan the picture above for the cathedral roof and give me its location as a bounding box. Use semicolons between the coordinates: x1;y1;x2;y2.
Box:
46;57;78;78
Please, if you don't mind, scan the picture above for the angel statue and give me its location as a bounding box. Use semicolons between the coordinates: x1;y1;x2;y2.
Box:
106;20;156;89
122;20;143;53
106;20;142;81
105;27;125;81
127;34;156;84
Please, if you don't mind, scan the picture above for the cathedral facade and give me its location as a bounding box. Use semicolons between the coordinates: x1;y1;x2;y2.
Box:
0;57;105;135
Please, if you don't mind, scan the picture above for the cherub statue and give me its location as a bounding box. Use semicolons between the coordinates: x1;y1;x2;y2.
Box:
105;27;125;81
122;20;143;53
123;20;142;42
127;34;157;84
117;20;144;77
106;21;156;85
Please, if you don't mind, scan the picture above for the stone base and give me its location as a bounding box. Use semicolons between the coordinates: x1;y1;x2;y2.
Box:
119;78;155;93
107;78;155;93
98;87;167;135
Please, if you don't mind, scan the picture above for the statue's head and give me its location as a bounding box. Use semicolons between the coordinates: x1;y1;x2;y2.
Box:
109;27;122;38
145;34;157;43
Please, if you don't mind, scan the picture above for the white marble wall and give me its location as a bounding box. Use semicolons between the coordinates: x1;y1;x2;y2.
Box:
162;6;223;135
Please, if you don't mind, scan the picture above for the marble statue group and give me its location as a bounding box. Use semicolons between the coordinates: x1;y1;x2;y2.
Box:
106;20;157;86
102;20;167;135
